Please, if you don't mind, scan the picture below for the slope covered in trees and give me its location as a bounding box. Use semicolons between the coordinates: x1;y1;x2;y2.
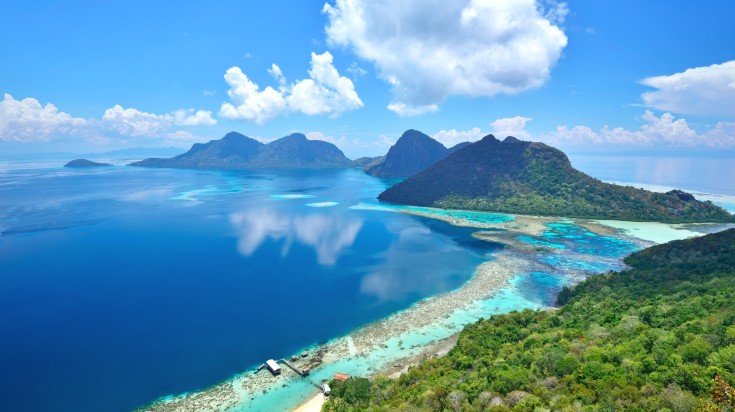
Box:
129;132;353;169
324;229;735;411
378;135;734;223
365;130;465;178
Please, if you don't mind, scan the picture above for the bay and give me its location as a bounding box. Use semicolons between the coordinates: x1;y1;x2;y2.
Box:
0;166;498;412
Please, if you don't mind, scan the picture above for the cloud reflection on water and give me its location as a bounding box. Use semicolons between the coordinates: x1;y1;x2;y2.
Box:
229;208;363;265
359;224;470;302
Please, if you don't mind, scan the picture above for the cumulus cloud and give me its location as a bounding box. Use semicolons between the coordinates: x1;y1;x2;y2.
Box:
102;105;170;137
167;130;208;141
641;60;735;117
220;51;362;124
0;93;86;142
170;109;217;126
219;67;287;125
305;131;347;146
432;127;485;147
288;52;363;116
323;0;568;115
539;111;735;148
102;105;217;136
430;111;735;150
491;116;533;140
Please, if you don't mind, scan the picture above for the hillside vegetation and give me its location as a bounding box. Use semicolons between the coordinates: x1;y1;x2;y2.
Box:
365;129;468;178
378;135;734;223
129;132;353;169
324;229;735;411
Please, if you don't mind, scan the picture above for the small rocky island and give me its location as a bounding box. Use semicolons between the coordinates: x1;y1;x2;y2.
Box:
64;159;112;168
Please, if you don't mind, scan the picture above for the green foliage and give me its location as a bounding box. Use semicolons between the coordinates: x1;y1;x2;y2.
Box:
324;229;735;411
379;136;735;223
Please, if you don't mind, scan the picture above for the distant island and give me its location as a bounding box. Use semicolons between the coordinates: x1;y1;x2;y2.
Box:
129;132;353;169
364;129;468;178
64;159;112;168
324;228;735;411
379;134;734;223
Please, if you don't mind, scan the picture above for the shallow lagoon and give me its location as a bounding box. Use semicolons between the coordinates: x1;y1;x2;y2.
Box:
1;163;731;412
0;166;503;412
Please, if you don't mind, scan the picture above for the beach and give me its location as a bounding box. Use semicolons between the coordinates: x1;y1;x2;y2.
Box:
140;207;733;412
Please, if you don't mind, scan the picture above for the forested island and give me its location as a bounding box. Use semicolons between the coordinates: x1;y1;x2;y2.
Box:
64;159;112;168
378;134;734;223
129;132;353;169
324;229;735;411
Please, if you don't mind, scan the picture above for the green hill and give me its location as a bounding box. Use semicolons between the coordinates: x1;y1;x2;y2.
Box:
64;159;112;167
378;134;734;223
366;130;463;178
324;229;735;411
129;132;353;169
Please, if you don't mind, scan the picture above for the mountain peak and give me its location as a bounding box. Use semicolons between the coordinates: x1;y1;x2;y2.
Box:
378;138;734;223
365;129;451;178
222;131;247;141
128;131;352;169
503;136;521;143
479;134;500;144
283;133;308;141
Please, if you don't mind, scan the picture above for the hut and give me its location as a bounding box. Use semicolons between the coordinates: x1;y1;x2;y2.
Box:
265;359;281;375
322;383;331;396
333;373;349;381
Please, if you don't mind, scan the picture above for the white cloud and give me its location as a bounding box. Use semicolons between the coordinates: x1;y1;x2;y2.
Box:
491;116;533;140
219;67;287;125
347;62;367;81
432;127;485;147
428;111;735;150
0;93;86;142
167;130;206;141
323;0;568;115
305;131;346;146
202;89;216;96
102;105;217;137
268;64;286;87
641;60;735;117
539;110;735;148
171;109;217;126
220;52;362;124
102;105;171;137
288;52;363;116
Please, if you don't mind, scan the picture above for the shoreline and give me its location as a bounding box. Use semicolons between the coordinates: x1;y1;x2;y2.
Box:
141;247;537;412
141;206;732;412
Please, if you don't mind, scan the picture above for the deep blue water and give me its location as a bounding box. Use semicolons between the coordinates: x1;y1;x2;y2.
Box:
0;166;501;412
569;154;735;196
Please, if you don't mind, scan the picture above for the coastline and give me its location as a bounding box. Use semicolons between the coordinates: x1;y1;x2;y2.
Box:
141;206;733;412
142;249;535;412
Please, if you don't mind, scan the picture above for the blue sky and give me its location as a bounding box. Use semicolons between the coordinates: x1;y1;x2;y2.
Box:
1;0;734;158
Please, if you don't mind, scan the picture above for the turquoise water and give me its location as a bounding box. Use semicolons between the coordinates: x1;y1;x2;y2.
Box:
0;161;668;412
0;166;501;412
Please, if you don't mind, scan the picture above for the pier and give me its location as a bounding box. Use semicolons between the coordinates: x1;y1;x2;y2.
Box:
279;358;310;376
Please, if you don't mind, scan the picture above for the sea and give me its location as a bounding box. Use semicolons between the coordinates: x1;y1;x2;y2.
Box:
0;154;732;411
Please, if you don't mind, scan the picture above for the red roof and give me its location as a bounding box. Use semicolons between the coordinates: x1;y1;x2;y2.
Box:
333;373;349;381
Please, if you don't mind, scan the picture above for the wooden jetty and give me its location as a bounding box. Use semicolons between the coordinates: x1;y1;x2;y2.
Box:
279;358;310;376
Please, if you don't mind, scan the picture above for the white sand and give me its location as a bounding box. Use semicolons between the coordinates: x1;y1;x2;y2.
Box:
292;393;325;412
139;207;730;412
595;220;705;244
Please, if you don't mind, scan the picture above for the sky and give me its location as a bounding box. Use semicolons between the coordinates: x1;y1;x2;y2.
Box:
1;0;734;159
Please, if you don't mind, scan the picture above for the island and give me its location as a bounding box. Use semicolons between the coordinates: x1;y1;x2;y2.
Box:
63;159;112;168
378;134;735;223
129;132;354;170
364;129;469;178
324;228;735;411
